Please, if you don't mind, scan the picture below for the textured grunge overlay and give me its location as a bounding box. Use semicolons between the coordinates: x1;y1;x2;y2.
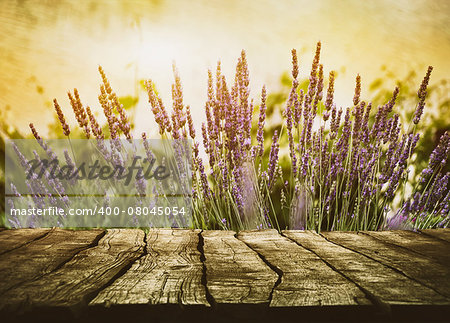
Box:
5;139;192;228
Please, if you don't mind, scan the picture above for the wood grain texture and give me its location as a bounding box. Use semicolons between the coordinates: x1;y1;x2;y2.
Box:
0;228;50;254
237;230;371;307
90;228;209;307
0;229;144;312
0;228;103;295
0;228;449;321
420;228;450;243
201;230;278;305
322;231;450;298
284;230;450;306
363;230;450;266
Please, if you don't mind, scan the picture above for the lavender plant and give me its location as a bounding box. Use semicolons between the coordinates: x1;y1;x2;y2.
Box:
279;44;448;231
146;58;276;230
16;43;449;231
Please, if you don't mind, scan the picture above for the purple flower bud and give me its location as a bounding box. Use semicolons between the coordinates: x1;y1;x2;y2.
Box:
413;66;433;124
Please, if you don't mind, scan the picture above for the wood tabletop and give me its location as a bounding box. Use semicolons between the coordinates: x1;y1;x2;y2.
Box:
0;228;449;322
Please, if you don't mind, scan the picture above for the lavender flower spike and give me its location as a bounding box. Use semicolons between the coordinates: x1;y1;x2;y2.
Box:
256;85;267;157
353;74;361;106
267;130;280;189
324;71;335;121
413;66;433;124
53;99;70;136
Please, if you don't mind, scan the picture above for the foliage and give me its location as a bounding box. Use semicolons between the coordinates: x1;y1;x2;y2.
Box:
2;44;449;231
146;44;448;231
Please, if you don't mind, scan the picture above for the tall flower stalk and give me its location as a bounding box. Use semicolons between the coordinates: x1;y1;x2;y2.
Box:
22;44;449;231
279;43;447;231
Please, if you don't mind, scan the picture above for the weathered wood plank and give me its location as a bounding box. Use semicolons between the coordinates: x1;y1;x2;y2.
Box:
284;230;450;306
0;228;50;255
0;229;144;312
322;231;450;298
90;229;209;307
237;230;371;307
1;228;449;322
0;228;104;295
363;230;450;266
420;228;450;243
201;230;278;305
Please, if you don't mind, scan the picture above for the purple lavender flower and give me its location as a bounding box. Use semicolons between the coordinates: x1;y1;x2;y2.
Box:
304;42;321;109
324;71;335;121
285;102;298;178
294;90;304;126
291;49;299;80
53;99;70;136
385;212;409;230
68;89;91;138
267;130;280;189
330;105;342;139
86;106;104;139
353;74;361;106
256;86;267;157
197;157;210;199
335;108;352;165
312;64;324;114
420;131;449;183
385;165;405;199
413;66;433;124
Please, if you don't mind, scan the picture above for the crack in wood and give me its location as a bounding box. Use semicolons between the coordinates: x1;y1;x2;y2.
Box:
1;230;107;295
197;230;216;307
361;230;450;267
0;229;146;314
321;233;450;300
235;232;282;306
201;230;278;306
1;228;449;322
419;230;450;244
239;230;371;308
281;232;391;317
418;228;450;243
89;229;208;307
82;231;149;309
0;228;52;256
359;231;434;260
0;229;106;299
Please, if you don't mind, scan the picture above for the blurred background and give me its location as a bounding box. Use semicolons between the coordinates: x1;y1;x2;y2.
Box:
0;0;449;138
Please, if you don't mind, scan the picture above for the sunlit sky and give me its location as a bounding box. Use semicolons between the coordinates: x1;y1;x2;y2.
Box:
1;0;449;137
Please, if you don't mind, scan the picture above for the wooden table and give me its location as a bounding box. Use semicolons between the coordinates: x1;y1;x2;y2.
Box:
0;228;449;322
